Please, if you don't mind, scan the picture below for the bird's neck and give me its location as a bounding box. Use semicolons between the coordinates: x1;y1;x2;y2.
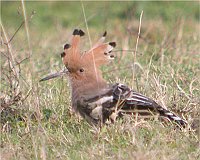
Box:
70;76;108;111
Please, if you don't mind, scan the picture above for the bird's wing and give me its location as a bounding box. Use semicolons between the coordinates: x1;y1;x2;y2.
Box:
112;83;187;126
76;87;115;126
76;83;187;127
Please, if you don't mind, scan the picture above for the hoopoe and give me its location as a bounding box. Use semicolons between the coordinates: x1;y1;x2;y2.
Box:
40;29;187;127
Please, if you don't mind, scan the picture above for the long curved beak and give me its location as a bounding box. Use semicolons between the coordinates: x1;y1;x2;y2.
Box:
39;68;68;82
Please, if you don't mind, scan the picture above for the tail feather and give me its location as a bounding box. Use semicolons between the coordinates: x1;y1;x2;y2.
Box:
156;106;187;126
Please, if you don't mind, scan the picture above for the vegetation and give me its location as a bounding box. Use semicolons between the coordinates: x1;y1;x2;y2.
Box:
1;1;199;160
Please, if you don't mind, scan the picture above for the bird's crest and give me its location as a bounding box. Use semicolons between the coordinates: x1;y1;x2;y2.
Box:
40;29;116;82
62;29;116;72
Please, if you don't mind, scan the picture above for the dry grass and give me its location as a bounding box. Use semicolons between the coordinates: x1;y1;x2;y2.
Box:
1;1;200;160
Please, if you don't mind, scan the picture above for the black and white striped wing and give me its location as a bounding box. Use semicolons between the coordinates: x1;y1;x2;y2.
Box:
112;83;187;126
76;87;115;126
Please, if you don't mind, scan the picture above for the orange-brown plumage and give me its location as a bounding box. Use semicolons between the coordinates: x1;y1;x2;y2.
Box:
61;29;114;112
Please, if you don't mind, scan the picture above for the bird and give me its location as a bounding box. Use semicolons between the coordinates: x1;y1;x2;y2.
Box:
40;29;187;127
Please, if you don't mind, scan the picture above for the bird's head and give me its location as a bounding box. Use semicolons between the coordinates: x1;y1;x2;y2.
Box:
40;29;116;86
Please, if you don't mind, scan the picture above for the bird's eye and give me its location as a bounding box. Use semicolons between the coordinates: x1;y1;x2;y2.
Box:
79;68;84;72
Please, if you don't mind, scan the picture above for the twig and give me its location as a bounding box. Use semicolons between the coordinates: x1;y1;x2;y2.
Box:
173;79;191;101
131;10;143;88
0;8;35;110
7;10;35;44
81;0;100;92
1;23;18;78
112;49;143;55
127;29;152;45
7;21;25;44
103;62;143;74
133;10;143;65
21;0;32;58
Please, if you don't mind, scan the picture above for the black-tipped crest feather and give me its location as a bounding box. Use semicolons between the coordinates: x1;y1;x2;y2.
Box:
73;29;80;35
103;31;107;37
64;44;71;50
109;42;116;47
79;29;85;36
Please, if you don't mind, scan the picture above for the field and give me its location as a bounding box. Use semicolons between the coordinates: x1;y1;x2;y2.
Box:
1;1;200;160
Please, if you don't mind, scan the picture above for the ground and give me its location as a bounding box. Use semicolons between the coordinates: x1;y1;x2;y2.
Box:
1;1;199;160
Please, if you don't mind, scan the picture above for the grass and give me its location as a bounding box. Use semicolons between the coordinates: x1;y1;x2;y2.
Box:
1;1;200;160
